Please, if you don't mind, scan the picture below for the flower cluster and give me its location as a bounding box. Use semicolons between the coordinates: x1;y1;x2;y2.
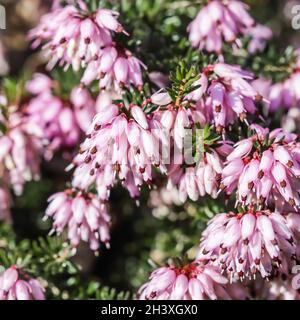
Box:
269;49;300;112
0;94;45;196
45;188;111;251
72;93;167;201
0;186;11;222
246;24;273;54
0;266;45;300
12;0;300;300
29;3;144;91
26;73;95;158
147;62;264;201
198;208;298;280
151;92;220;201
138;261;231;300
167;148;224;203
188;0;272;55
251;50;300;132
153;63;263;133
81;46;145;91
221;125;300;209
189;63;264;132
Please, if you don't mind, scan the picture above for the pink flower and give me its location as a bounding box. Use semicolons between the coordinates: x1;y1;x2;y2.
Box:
27;75;96;158
70;86;95;132
253;50;300;115
198;208;298;279
0;186;11;223
254;78;297;114
187;63;265;132
151;91;207;148
151;91;173;106
0;266;45;300
138;261;230;300
29;5;116;68
26;73;54;95
287;213;300;260
45;189;111;251
150;89;235;202
81;47;145;91
282;107;300;133
246;24;273;54
167;148;226;202
0;96;45;196
221;125;300;209
29;4;144;90
27;90;81;158
149;72;170;89
188;0;256;54
71;98;167;201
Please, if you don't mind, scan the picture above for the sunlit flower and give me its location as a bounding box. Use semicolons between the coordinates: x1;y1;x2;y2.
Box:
138;261;230;300
45;188;111;251
221;124;300;209
29;3;144;90
188;0;255;54
0;266;45;300
198;208;298;280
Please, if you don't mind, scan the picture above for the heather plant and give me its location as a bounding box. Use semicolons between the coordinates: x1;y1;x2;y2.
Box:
0;0;300;300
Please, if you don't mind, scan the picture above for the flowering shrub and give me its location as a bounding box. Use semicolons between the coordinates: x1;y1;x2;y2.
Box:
1;0;300;300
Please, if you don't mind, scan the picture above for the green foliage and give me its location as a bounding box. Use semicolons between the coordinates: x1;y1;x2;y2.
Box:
0;223;77;279
167;61;199;104
0;224;129;300
2;78;24;106
201;124;221;151
106;0;200;73
77;281;131;300
51;69;83;100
